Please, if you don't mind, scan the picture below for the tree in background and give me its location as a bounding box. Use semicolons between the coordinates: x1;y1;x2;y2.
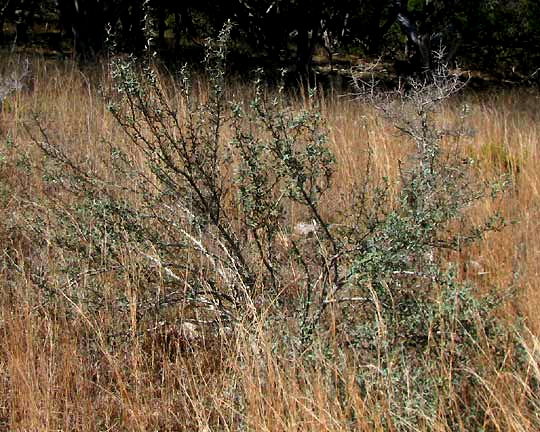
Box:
0;0;41;43
391;0;463;71
0;0;12;43
0;0;538;79
459;0;540;78
56;0;110;57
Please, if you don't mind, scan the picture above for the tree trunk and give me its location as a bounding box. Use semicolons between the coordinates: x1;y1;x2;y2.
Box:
0;0;10;43
368;4;396;55
296;25;310;76
58;0;106;58
295;4;322;80
396;10;431;70
157;4;166;48
0;16;4;44
14;0;37;44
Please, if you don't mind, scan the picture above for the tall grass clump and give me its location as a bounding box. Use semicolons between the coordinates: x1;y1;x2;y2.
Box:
12;28;538;430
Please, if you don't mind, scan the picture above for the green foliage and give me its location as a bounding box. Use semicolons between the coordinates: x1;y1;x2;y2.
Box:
2;0;539;79
342;53;520;429
24;28;527;429
458;0;540;78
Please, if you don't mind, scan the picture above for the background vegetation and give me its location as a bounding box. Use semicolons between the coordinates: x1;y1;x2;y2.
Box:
0;2;539;431
1;0;540;81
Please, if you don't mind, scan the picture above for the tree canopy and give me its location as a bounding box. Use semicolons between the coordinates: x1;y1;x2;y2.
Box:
1;0;538;81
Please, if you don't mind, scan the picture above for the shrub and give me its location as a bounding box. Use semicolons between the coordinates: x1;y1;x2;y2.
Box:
24;30;528;429
28;23;339;338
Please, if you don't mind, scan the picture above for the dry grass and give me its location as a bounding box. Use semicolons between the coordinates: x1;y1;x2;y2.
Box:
1;55;540;431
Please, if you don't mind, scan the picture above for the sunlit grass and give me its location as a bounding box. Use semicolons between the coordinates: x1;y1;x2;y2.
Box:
1;55;539;430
